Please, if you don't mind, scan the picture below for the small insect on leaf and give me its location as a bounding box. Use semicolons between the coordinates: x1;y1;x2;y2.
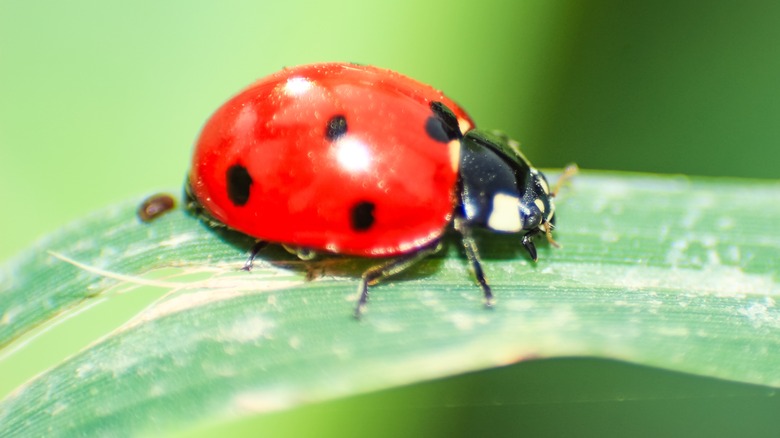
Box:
137;193;176;222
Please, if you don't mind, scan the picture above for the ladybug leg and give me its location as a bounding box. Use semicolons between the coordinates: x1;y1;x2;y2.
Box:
242;241;269;271
454;219;494;307
521;230;540;262
522;223;561;261
282;244;318;261
354;240;443;319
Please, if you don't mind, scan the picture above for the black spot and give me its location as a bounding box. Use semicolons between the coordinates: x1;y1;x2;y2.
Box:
425;101;462;143
326;115;348;140
350;201;375;231
226;164;253;206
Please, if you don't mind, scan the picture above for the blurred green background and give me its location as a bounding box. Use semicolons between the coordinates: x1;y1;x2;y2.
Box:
2;1;780;436
3;1;780;261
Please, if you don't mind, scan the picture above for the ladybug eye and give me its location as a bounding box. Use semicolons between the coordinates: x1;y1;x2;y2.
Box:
426;101;461;143
350;201;375;231
226;164;253;206
326;115;348;140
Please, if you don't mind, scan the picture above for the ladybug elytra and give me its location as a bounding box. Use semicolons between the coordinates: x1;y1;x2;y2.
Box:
186;63;566;317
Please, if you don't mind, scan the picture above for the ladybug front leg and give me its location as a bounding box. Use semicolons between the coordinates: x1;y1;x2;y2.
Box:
521;231;539;262
241;241;269;271
522;222;560;262
454;218;495;307
354;240;443;319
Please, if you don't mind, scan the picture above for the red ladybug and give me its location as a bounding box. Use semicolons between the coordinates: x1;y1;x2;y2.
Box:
187;63;562;317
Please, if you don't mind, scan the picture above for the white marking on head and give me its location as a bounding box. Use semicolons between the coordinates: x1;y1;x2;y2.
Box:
448;139;460;172
457;118;472;134
487;193;522;232
537;174;550;194
534;198;545;213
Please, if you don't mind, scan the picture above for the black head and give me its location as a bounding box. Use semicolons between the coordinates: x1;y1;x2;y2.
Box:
456;130;555;256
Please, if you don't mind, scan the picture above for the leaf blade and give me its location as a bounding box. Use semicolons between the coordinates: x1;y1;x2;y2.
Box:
1;172;779;436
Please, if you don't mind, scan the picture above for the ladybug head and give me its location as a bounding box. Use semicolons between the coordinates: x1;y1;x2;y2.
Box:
523;168;556;230
456;130;556;258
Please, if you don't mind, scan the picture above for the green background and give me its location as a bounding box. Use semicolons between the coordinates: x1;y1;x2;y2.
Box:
2;1;780;436
3;1;780;261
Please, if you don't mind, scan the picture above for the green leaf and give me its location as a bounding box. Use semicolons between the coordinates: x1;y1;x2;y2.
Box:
1;171;779;436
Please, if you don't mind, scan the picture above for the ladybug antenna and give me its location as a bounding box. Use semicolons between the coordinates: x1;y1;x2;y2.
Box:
551;163;579;198
542;220;561;249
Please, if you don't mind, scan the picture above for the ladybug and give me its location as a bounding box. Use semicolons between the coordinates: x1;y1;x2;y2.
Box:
186;63;566;317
